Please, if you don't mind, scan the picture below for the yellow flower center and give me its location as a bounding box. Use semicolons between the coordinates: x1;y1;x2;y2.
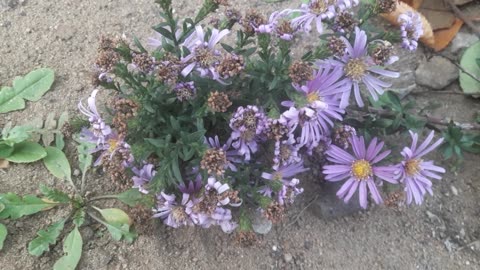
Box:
351;159;372;181
405;158;422;176
306;92;320;104
344;58;366;81
273;172;283;181
310;0;334;14
172;207;187;223
108;138;119;153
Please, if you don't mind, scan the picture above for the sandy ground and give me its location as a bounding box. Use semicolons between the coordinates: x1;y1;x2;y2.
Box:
1;1;480;269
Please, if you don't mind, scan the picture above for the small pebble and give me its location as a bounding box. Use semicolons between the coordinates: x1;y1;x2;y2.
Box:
73;169;80;177
450;186;458;196
283;253;293;263
272;245;277;252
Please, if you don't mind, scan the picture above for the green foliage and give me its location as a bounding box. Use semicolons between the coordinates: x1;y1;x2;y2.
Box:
5;141;47;163
27;112;69;149
0;223;7;250
116;188;155;207
72;209;86;227
91;208;136;243
28;219;66;256
53;227;83;270
0;68;55;113
43;146;73;184
39;184;70;204
441;124;480;159
459;41;480;95
0;193;59;220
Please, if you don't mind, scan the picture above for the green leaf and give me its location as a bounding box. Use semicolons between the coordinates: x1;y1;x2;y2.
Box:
42;113;57;146
39;184;70;203
0;143;14;159
0;202;4;213
116;188;150;207
72;209;85;227
76;140;94;179
53;227;82;270
459;41;480;95
28;219;65;256
0;68;55;113
93;207;132;226
2;125;34;146
0;193;58;219
6;141;47;163
104;223;136;243
43;146;72;183
0;223;7;250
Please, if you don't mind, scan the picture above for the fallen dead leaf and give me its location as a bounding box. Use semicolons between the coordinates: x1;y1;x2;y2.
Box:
0;159;9;169
400;0;423;9
431;18;464;51
419;9;456;30
381;2;435;47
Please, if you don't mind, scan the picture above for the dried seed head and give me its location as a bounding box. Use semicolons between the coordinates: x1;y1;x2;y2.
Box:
98;36;119;52
264;202;285;224
112;98;138;137
132;53;156;74
95;50;120;73
265;119;289;141
216;54;245;79
207;91;232;113
376;0;397;14
174;82;196;102
332;11;357;33
384;191;405;208
225;8;242;23
241;10;266;35
333;125;356;149
235;231;258;247
289;61;314;85
327;36;347;57
201;148;228;176
371;42;395;65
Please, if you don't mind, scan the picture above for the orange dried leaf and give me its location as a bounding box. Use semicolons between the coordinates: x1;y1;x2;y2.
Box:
399;0;423;9
431;18;464;51
380;2;435;47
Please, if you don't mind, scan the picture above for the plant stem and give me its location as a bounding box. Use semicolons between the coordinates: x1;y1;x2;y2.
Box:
87;195;119;203
351;106;480;130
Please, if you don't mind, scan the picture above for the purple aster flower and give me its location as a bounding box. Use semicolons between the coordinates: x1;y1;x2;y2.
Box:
92;135;134;167
180;26;230;83
262;162;309;184
78;89;112;145
205;136;239;172
261;162;307;204
398;11;423;51
258;10;298;41
281;106;328;150
273;134;301;170
323;27;400;108
229;105;268;161
153;192;196;228
323;135;399;209
174;81;196;101
398;131;445;205
277;177;304;206
132;163;156;194
178;172;203;195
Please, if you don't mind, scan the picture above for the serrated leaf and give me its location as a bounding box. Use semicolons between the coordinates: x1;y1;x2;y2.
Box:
0;223;6;250
0;193;59;219
76;141;94;178
39;184;70;203
53;227;82;270
25;117;44;142
2;125;34;146
72;209;85;227
43;146;72;183
0;68;55;113
28;219;65;256
459;41;480;95
93;207;132;226
6;141;47;163
104;222;137;243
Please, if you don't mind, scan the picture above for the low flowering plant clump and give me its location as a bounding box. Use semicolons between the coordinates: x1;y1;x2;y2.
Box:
77;0;457;235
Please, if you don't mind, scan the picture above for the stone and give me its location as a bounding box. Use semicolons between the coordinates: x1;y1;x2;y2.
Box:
389;45;418;97
415;56;459;90
252;211;272;235
283;253;293;263
309;181;362;219
450;32;479;54
450;185;459;196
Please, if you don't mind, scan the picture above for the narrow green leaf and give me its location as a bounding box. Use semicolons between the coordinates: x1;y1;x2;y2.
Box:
39;184;70;204
53;227;82;270
76;141;94;178
93;207;132;226
28;219;66;256
0;223;7;250
0;193;58;219
6;141;47;163
43;146;72;183
0;68;55;113
72;209;85;227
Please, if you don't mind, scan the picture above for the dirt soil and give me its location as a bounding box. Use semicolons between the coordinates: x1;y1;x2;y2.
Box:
1;1;480;269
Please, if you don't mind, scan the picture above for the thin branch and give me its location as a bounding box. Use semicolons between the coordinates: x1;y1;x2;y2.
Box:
86;194;119;203
444;0;480;38
350;106;480;130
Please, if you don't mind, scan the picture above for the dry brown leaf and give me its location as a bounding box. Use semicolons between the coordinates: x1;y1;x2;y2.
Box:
380;2;435;47
0;159;9;169
431;18;464;51
399;0;424;9
419;9;456;30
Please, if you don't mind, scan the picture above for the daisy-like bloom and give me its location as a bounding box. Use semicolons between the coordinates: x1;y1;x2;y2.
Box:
290;0;358;34
153;192;196;228
180;26;230;82
273;134;301;170
277;177;304;205
93;134;134;167
324;27;400;108
78;89;112;145
323;135;399;209
260;162;308;204
398;131;445;205
281;107;324;150
229;106;268;160
132;163;156;194
174;81;196;101
205;136;239;172
398;11;423;51
257;10;298;41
